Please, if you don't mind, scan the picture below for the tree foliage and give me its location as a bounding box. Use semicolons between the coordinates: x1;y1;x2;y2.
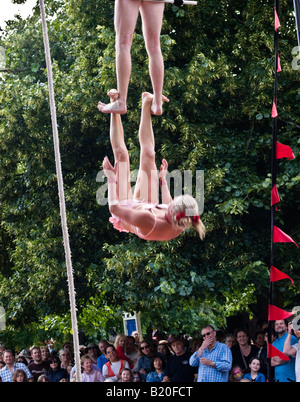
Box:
0;0;299;347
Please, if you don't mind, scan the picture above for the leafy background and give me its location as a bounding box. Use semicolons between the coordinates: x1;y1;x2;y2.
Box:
0;0;299;348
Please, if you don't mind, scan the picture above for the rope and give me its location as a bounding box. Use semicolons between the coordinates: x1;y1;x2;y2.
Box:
39;0;82;382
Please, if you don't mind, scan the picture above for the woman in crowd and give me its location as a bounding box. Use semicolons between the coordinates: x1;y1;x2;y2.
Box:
231;329;259;372
137;340;154;381
102;345;130;382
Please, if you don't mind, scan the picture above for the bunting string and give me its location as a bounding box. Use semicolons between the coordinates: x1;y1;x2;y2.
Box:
267;0;298;381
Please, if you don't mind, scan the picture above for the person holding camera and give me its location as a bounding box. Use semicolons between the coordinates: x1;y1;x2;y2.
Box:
283;321;300;382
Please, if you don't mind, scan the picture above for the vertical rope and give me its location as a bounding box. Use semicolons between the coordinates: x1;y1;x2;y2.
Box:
39;0;82;382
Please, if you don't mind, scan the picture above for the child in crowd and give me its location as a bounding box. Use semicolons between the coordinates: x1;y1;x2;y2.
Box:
242;357;266;382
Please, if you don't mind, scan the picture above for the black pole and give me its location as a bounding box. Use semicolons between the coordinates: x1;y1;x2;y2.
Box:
267;0;279;383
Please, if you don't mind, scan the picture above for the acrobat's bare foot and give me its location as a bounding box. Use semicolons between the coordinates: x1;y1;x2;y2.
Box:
97;90;127;114
151;95;170;115
142;92;169;114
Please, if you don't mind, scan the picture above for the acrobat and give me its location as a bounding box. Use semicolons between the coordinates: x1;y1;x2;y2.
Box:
103;90;205;241
97;0;165;115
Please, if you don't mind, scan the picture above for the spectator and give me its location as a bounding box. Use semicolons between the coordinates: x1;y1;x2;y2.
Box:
102;345;129;382
225;333;237;349
18;349;32;364
97;340;109;371
272;319;298;382
146;353;166;382
231;329;259;371
40;346;50;362
114;334;133;367
132;371;142;382
132;331;141;347
257;331;270;377
120;367;134;382
59;348;72;370
46;355;68;382
137;340;154;381
125;336;139;371
189;325;232;382
28;346;50;381
81;355;105;382
253;331;266;349
228;365;244;382
37;374;50;382
162;337;197;382
242;356;266;382
283;321;300;382
157;341;173;362
85;343;100;365
12;369;28;382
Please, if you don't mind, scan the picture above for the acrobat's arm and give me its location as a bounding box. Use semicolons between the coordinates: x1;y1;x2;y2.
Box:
110;204;155;233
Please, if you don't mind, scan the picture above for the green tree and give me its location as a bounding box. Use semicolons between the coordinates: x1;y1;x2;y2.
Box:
0;0;299;347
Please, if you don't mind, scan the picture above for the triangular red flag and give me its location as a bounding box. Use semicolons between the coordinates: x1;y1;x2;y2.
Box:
271;100;278;118
267;343;289;361
274;7;281;31
273;226;299;247
277;54;282;72
271;185;280;206
269;304;297;321
270;266;294;285
276;142;295;160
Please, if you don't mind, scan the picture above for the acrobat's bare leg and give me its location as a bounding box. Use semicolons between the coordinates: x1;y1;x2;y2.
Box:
134;93;169;202
98;0;141;114
140;1;165;115
109;90;133;200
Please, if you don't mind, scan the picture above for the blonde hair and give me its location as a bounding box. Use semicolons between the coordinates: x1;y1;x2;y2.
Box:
114;334;126;349
171;195;206;240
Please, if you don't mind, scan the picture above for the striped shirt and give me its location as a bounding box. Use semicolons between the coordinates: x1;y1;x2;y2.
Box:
0;363;33;382
189;342;232;382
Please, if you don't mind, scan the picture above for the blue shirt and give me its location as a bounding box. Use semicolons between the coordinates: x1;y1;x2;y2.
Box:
273;332;298;382
146;370;165;382
189;341;232;382
243;372;266;382
0;363;33;382
97;354;108;371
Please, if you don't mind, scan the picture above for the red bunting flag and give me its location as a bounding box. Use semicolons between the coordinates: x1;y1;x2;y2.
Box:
274;7;281;31
271;100;278;118
271;185;280;206
267;343;290;361
270;266;294;285
276;142;295;160
269;304;297;321
277;54;282;72
273;226;299;247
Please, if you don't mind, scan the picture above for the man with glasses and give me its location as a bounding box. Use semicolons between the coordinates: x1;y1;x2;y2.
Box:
189;325;232;382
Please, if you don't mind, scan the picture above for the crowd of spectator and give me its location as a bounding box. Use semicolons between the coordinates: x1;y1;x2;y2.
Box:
0;319;299;383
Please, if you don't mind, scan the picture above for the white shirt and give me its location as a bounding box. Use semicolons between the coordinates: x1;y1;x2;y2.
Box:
292;343;300;382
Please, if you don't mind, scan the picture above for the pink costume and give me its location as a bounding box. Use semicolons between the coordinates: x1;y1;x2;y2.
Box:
109;199;168;240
